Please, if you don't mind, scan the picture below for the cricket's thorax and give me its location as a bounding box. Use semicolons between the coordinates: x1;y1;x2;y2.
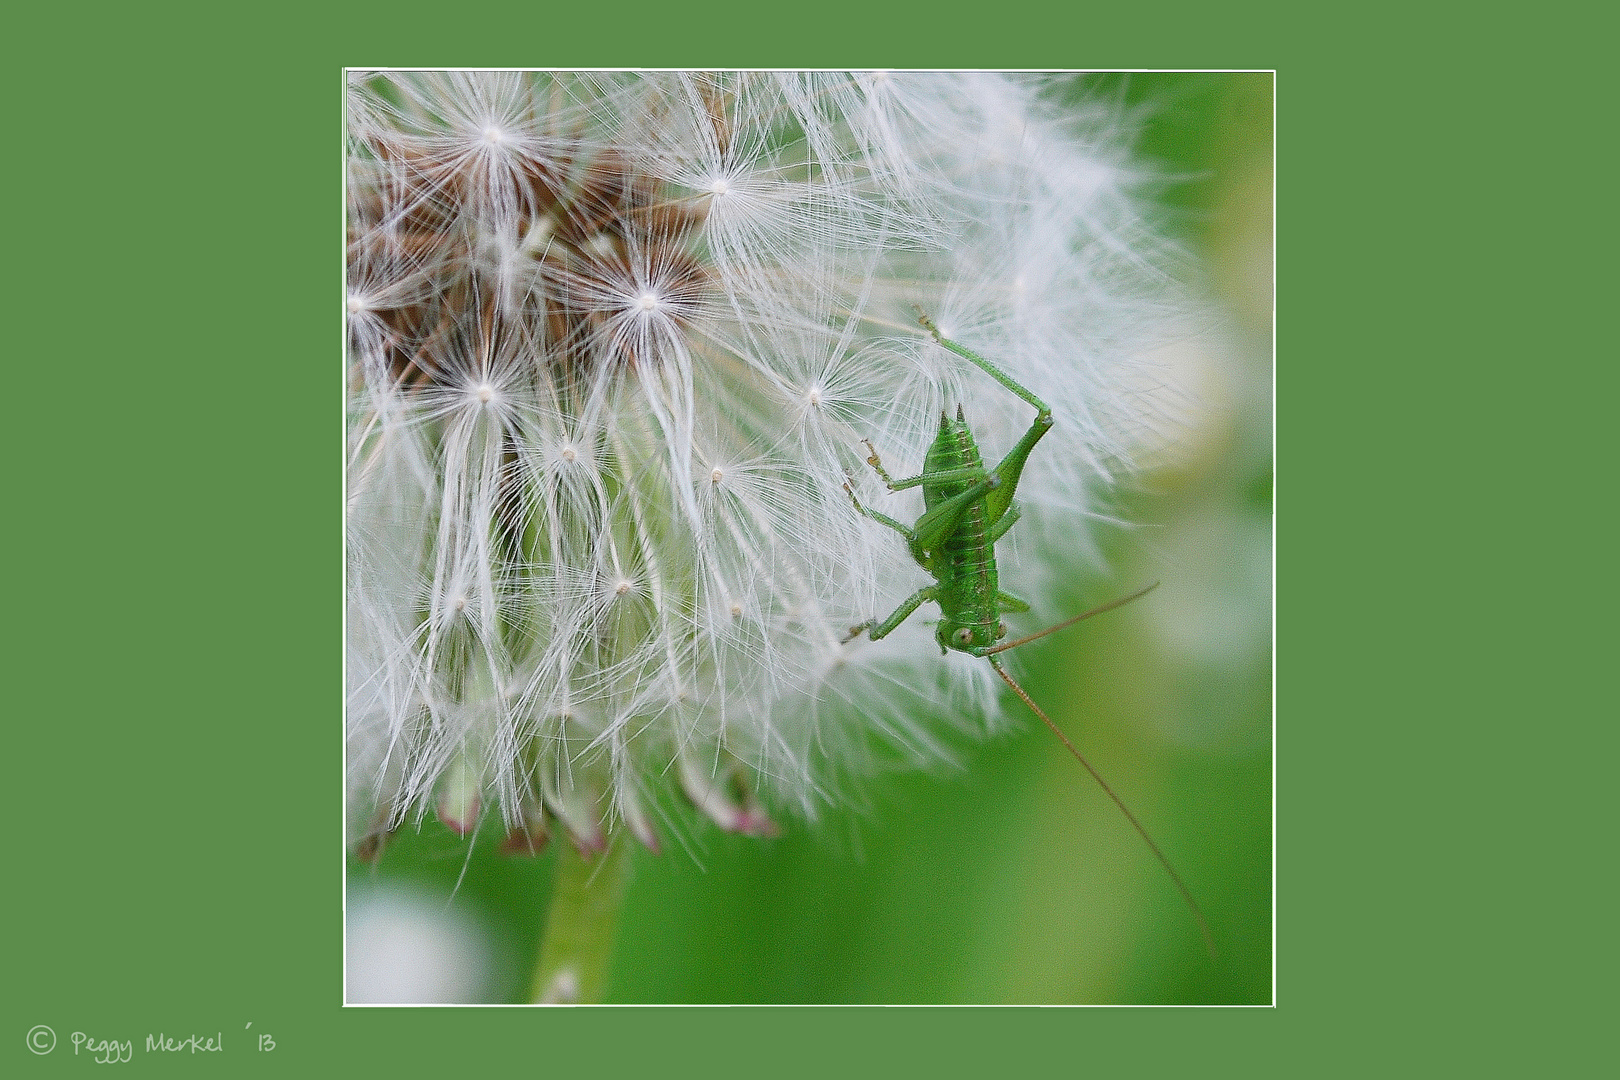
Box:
925;409;1001;653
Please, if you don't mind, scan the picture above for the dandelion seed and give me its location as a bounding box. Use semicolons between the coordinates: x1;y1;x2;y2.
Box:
346;71;1191;857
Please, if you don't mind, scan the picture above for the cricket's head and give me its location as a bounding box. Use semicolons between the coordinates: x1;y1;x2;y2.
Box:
938;618;1006;656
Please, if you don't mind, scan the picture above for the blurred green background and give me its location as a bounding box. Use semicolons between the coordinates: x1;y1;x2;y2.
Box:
347;72;1273;1005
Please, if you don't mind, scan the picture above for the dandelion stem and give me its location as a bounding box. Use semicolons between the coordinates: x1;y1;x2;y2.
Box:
529;838;633;1004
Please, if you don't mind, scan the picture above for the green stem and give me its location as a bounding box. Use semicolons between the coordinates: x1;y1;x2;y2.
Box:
529;838;633;1004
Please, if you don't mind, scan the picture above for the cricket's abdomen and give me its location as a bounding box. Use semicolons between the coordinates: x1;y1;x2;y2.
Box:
924;409;1000;651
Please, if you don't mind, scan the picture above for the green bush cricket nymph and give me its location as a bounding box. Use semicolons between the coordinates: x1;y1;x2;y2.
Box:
844;309;1213;956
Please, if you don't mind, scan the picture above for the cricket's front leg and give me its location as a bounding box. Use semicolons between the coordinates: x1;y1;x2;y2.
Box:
996;590;1031;613
851;585;938;643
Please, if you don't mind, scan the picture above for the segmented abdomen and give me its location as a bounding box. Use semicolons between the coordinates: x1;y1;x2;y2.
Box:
923;410;998;630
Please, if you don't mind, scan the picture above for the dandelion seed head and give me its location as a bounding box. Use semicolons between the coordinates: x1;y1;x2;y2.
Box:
346;71;1194;856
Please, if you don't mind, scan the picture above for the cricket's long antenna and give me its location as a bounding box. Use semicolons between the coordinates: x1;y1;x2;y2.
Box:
990;655;1216;959
981;581;1161;656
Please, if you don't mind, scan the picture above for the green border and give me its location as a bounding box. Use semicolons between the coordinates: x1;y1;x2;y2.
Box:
7;0;1398;1072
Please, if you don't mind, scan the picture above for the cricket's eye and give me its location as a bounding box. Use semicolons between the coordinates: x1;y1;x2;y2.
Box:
953;627;973;646
996;622;1007;640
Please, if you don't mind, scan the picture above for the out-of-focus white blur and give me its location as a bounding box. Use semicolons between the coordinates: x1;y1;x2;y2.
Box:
346;883;493;1004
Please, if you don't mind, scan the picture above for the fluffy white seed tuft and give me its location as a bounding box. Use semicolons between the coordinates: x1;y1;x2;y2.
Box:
345;71;1191;855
